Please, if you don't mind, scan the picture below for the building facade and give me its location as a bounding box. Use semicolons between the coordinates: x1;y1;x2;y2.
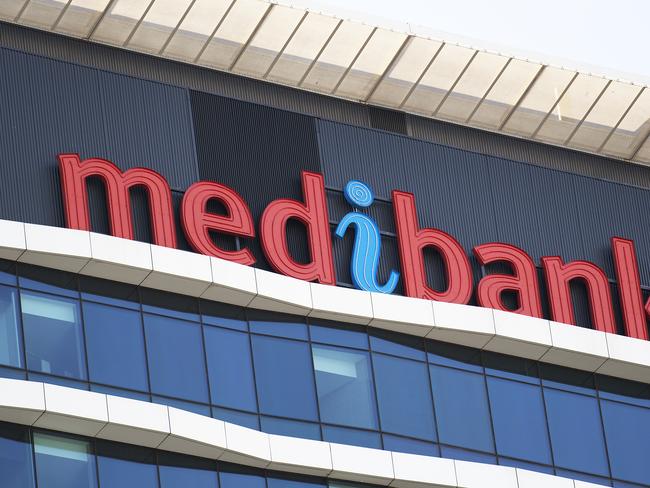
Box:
0;2;649;488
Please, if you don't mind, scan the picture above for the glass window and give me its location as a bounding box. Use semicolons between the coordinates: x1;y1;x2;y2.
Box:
429;365;494;452
260;416;321;441
544;388;609;476
601;399;650;485
251;335;318;421
220;469;265;488
373;353;436;440
267;475;325;488
34;432;97;488
212;408;259;430
158;453;218;488
22;291;86;380
382;434;438;457
439;446;496;465
0;422;35;488
152;396;211;417
96;442;158;488
0;285;22;368
83;302;148;392
309;321;367;349
248;311;308;340
313;345;378;429
487;376;551;464
204;326;257;412
144;314;209;403
321;425;381;449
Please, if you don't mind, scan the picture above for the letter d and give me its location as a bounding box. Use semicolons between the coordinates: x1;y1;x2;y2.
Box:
260;171;336;285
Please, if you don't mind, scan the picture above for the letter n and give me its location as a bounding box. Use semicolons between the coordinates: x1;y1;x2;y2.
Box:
58;154;177;248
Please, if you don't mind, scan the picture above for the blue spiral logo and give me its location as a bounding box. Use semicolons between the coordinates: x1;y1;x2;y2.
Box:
344;180;374;208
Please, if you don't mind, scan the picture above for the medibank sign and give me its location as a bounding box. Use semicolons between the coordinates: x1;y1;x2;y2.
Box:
58;154;649;342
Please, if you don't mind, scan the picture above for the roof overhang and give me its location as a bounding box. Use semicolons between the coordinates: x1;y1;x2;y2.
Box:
2;0;649;165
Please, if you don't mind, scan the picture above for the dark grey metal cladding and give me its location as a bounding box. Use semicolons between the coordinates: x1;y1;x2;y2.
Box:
189;91;322;270
317;119;650;292
0;47;199;230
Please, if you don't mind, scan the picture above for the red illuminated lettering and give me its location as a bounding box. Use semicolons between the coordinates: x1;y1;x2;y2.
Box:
612;237;649;340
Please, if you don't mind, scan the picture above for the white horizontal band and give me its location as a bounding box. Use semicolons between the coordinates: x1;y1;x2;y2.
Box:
0;377;602;488
0;219;648;383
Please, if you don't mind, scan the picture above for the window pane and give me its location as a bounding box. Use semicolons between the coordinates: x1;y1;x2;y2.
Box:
313;345;377;429
267;476;325;488
204;326;257;412
144;314;209;403
260;416;321;441
158;453;218;488
0;422;35;488
321;425;381;449
544;388;609;476
22;291;86;380
487;376;551;464
429;365;494;452
34;432;97;488
373;353;435;440
251;335;318;421
382;434;438;457
0;285;22;368
220;470;265;488
83;302;148;391
601;400;650;485
96;442;158;488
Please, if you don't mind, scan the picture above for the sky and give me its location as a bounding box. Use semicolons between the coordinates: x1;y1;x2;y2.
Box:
298;0;650;83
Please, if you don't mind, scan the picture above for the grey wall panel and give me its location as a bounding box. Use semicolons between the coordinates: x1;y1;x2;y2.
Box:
0;22;370;128
0;47;198;227
190;91;322;270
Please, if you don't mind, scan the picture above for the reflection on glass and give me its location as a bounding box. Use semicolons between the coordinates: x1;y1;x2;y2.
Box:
535;74;609;145
91;0;153;46
568;81;642;151
266;12;339;85
0;285;22;368
313;345;377;429
198;0;269;69
601;88;650;158
368;37;442;107
127;0;194;53
402;44;475;115
436;51;508;122
335;28;408;100
97;443;158;488
233;5;305;77
55;0;113;37
469;59;541;129
503;66;576;137
163;0;233;62
0;423;34;488
21;291;86;379
16;0;68;29
34;432;97;488
301;20;373;93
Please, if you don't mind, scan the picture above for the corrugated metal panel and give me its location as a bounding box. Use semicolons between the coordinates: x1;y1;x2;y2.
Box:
190;91;323;270
0;47;198;227
369;107;407;135
407;113;650;190
0;22;370;128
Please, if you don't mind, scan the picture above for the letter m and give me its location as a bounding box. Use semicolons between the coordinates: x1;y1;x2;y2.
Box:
58;154;177;248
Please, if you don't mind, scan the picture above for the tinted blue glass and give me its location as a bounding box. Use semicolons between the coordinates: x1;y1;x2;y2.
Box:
555;469;611;486
152;396;211;416
429;365;494;452
369;335;425;361
0;286;22;368
159;464;218;487
144;314;209;403
204;326;257;411
202;315;247;332
90;385;150;402
373;353;435;440
212;408;259;430
498;458;554;475
83;302;148;391
309;322;368;349
260;416;321;440
313;344;377;429
34;432;97;488
219;471;265;488
0;423;35;488
321;425;382;449
28;373;88;390
544;388;609;476
267;477;324;488
0;366;26;380
382;435;438;457
81;293;140;311
487;376;551;463
249;312;308;340
22;291;86;379
97;456;158;488
601;400;650;485
0;269;16;286
439;446;496;464
251;335;318;421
